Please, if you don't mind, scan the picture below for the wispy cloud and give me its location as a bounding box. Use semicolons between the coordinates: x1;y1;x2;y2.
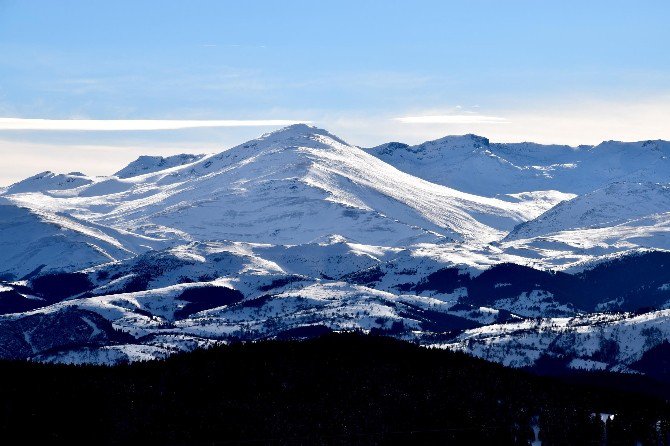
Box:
0;118;310;131
329;95;670;147
395;115;509;124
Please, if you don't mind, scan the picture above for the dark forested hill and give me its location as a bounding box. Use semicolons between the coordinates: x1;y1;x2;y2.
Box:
0;333;669;445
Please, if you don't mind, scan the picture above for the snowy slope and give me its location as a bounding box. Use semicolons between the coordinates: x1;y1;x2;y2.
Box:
495;182;670;271
120;125;534;243
506;182;670;240
0;197;159;279
443;309;670;371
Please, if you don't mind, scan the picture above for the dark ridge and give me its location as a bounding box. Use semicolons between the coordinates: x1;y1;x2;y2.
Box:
399;301;482;332
173;286;245;319
257;275;306;292
632;340;670;381
275;324;332;340
575;251;670;311
0;333;668;445
30;272;94;302
466;263;571;306
0;307;134;360
117;273;152;294
414;266;469;294
237;293;274;309
409;251;670;314
0;289;44;315
339;265;384;286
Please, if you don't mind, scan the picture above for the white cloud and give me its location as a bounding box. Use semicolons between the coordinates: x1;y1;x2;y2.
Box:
0;118;310;131
322;96;670;147
395;114;509;124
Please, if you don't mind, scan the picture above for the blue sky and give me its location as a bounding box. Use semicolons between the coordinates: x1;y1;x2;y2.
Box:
1;0;669;184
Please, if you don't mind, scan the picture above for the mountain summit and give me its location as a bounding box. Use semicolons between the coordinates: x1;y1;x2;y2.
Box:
75;124;528;246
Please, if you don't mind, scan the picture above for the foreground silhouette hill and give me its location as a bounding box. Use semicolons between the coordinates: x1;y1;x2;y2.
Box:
1;333;669;445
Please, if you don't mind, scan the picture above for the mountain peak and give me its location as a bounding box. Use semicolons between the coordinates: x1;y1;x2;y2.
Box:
115;153;206;178
259;124;349;146
367;142;410;156
425;133;490;148
367;134;490;159
4;170;93;194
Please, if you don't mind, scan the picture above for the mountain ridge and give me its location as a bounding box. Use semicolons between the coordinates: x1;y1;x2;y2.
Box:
1;124;670;368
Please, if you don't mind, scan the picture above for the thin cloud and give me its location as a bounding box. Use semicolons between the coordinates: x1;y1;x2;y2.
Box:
395;115;509;124
0;118;311;131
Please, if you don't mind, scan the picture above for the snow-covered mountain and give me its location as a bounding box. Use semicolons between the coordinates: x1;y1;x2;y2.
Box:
114;153;206;178
4;171;93;194
369;135;579;197
368;135;670;197
497;182;670;270
4;124;541;251
506;181;670;240
2;124;670;368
